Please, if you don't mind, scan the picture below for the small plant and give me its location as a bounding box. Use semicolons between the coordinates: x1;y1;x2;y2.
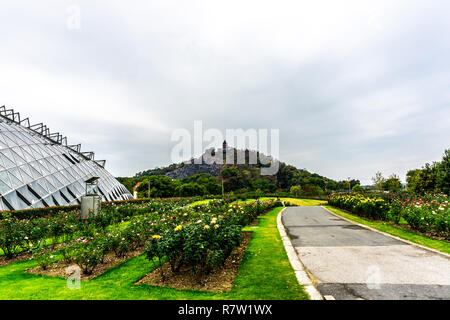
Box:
33;247;57;270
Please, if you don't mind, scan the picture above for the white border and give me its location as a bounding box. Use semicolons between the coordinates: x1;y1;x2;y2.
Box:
277;208;324;300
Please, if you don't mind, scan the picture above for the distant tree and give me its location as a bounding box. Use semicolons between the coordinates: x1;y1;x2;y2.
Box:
181;173;221;195
116;177;143;193
417;163;438;193
325;180;339;191
436;149;450;195
251;179;277;193
136;175;179;198
290;185;301;197
302;184;323;197
352;184;364;193
382;174;403;193
406;169;422;193
350;179;360;189
176;183;207;197
372;172;385;191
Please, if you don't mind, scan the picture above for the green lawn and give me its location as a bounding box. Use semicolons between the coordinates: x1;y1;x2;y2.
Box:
325;206;450;254
0;207;307;300
190;197;325;207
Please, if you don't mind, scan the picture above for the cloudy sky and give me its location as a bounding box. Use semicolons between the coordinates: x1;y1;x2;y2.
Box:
1;0;449;184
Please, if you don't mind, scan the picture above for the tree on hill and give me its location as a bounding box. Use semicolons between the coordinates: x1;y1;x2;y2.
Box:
176;183;207;197
136;175;180;198
290;185;301;197
251;179;277;193
180;173;221;195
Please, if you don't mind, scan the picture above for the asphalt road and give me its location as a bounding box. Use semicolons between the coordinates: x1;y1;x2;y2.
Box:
282;206;450;300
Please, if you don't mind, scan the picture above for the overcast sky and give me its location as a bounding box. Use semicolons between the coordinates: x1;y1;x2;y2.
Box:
1;0;449;184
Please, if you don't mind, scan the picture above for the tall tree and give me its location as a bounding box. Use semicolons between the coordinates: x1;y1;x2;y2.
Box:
372;171;385;190
406;169;421;193
382;174;403;192
436;149;450;195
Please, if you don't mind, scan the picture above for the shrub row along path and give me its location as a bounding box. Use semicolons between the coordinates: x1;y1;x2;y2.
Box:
282;206;450;300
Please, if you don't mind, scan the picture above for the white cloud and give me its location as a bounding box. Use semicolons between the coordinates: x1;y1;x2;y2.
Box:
0;0;449;183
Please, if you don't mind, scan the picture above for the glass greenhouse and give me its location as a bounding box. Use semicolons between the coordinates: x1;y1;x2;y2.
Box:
0;106;133;211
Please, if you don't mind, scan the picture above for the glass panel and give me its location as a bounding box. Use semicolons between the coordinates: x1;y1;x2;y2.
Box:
52;192;66;205
18;166;33;184
8;169;23;188
30;181;48;198
43;196;55;207
0;149;16;168
45;177;57;192
28;163;43;179
10;149;25;166
4;192;20;210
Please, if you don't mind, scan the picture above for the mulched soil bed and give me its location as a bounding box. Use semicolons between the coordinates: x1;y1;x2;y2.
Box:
136;232;253;293
0;250;33;267
26;248;144;281
0;243;64;268
391;223;449;242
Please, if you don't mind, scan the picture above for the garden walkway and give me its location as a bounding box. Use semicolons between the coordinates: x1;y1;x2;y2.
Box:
282;206;450;300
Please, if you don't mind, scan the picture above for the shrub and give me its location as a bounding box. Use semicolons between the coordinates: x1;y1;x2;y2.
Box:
0;215;27;258
329;194;389;220
71;239;104;275
32;246;57;270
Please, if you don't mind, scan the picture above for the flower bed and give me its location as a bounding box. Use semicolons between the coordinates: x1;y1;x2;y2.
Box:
0;199;188;260
328;194;389;220
400;198;449;238
329;194;450;239
25;199;282;281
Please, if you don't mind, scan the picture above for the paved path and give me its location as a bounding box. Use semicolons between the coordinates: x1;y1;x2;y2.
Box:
282;206;450;300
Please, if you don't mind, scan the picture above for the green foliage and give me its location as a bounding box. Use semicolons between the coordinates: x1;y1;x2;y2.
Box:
372;171;385;190
181;173;222;195
144;200;279;281
400;198;449;238
382;174;403;192
32;246;57;270
0;214;27;258
329;194;450;238
71;238;104;275
406;149;450;195
176;183;208;197
0;207;308;300
301;184;324;197
290;186;301;197
329;194;389;220
436;149;450;195
406;169;422;193
137;175;180;198
251;179;277;193
352;184;364;193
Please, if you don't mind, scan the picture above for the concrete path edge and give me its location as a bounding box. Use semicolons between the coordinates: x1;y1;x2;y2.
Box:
321;206;450;258
277;207;324;300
